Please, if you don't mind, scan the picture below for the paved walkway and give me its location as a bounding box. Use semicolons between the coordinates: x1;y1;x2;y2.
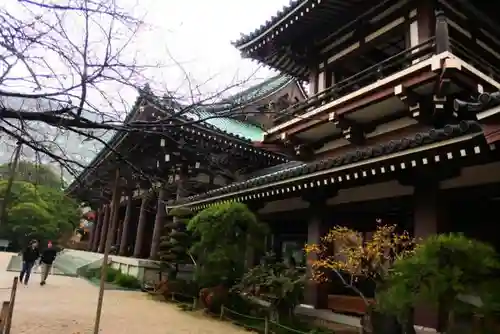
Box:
0;252;247;334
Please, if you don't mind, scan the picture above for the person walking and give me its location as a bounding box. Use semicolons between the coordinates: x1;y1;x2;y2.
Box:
20;239;40;286
39;241;58;286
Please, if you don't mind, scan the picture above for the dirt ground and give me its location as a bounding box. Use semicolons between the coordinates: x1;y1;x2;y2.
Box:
0;252;248;334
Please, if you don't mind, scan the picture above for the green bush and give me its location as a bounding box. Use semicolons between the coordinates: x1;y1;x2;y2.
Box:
81;267;98;279
103;267;120;282
113;272;141;289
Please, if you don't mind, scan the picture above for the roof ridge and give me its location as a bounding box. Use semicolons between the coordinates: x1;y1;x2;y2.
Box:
232;0;305;48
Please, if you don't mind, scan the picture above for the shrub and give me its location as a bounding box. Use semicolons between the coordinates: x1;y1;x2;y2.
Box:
103;267;120;282
114;272;141;289
377;233;500;332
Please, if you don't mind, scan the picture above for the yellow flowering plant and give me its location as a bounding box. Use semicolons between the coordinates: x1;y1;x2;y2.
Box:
304;223;415;305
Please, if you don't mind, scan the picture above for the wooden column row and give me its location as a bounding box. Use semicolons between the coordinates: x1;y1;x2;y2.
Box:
87;185;169;261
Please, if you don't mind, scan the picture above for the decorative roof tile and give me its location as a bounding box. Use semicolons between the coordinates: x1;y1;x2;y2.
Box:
174;121;482;206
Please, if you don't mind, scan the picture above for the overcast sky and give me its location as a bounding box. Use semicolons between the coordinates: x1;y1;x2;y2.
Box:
134;0;290;95
0;0;292;173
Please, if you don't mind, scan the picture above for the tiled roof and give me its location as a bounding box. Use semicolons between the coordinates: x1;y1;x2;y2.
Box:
168;74;297;142
174;121;482;207
214;75;296;109
232;0;304;48
189;75;297;142
181;108;266;142
66;75;296;192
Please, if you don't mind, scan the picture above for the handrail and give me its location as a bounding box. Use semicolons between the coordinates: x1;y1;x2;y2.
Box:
272;37;436;125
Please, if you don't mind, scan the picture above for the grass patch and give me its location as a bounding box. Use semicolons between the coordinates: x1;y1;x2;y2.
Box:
81;267;141;290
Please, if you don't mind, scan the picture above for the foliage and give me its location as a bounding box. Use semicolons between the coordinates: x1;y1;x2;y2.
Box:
158;207;193;279
187;202;269;287
83;266;140;289
305;224;414;291
232;252;306;321
114;272;141;289
0;180;79;247
377;234;500;331
305;224;415;333
0;161;63;189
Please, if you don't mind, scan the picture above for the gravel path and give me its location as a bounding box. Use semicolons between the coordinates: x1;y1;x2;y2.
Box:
0;252;247;334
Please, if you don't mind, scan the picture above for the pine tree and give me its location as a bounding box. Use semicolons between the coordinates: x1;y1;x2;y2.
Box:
158;207;192;280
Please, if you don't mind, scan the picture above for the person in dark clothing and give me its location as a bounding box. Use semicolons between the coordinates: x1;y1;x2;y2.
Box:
20;240;40;285
39;241;58;286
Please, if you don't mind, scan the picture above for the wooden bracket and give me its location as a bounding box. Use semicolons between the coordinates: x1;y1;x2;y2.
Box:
331;113;366;144
395;84;422;119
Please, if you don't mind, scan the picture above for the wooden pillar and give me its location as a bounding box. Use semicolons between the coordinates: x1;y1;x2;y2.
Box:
106;190;121;249
115;220;122;247
133;191;150;258
435;11;449;53
304;196;329;308
89;208;102;252
98;205;110;253
413;179;446;330
245;203;265;268
149;188;166;259
119;194;133;256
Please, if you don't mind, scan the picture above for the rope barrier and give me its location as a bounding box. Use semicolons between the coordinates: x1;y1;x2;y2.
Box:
159;292;311;334
270;321;310;334
220;305;310;334
221;305;266;321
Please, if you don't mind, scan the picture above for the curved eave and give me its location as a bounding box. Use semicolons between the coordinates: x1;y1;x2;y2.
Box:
170;121;483;208
233;0;308;51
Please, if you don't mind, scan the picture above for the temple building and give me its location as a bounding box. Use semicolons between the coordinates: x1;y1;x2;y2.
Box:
66;74;306;258
67;0;500;331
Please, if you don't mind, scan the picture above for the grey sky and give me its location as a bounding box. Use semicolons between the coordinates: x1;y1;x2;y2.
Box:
135;0;289;94
0;0;291;177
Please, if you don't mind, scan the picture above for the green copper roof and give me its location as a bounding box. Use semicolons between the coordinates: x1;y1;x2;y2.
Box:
215;74;295;109
184;108;266;142
181;74;297;142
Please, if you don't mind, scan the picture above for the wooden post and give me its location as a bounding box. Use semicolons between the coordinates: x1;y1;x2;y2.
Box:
264;316;269;334
4;276;19;334
93;170;120;334
119;193;132;256
149;187;166;259
133;191;149;258
98;205;111;253
90;208;103;252
435;11;449;53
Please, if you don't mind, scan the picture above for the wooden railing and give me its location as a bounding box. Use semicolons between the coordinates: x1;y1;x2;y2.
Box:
449;38;500;83
272;38;436;126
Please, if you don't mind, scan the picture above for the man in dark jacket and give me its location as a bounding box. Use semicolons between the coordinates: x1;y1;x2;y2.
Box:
39;241;58;286
20;239;40;285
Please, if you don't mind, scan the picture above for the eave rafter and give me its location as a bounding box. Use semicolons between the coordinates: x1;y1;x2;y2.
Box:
171;121;485;210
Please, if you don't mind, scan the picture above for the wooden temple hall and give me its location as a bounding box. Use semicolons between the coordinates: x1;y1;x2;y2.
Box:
67;0;500;330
